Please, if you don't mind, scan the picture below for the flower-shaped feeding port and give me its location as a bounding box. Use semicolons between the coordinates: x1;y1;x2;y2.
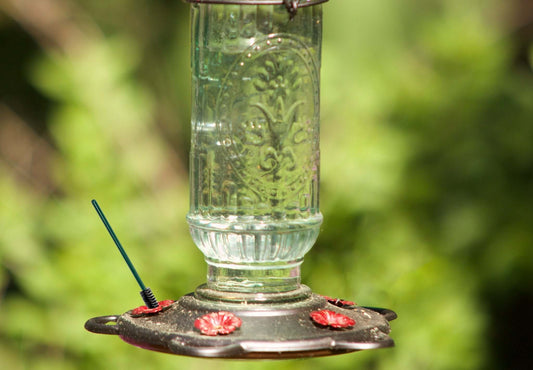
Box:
323;296;356;308
194;311;242;336
131;300;174;317
310;310;356;329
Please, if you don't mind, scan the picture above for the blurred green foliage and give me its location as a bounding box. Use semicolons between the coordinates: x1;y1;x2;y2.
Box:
0;0;531;369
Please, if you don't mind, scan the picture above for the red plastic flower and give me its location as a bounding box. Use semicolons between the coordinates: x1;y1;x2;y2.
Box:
310;310;355;329
131;300;174;316
194;311;242;336
323;295;356;308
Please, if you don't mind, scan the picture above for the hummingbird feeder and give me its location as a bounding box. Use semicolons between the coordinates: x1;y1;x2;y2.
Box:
85;0;397;359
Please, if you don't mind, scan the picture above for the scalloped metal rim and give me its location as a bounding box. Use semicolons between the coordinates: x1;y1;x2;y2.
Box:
166;337;393;358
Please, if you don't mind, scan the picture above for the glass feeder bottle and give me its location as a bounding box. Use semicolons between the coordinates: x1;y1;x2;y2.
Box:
85;2;397;357
186;0;326;295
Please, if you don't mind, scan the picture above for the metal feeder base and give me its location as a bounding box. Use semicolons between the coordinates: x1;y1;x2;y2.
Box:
85;285;396;359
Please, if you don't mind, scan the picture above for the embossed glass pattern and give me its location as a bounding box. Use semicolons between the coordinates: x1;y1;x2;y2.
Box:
187;3;323;293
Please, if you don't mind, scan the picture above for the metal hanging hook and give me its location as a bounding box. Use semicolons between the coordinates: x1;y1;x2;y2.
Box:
284;0;299;19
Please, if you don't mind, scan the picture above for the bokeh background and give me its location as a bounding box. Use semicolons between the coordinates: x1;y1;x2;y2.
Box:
1;0;532;369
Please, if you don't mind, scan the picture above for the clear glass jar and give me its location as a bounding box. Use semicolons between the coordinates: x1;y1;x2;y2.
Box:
187;1;324;294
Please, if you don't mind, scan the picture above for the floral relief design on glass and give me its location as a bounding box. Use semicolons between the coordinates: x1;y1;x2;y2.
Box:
216;35;320;217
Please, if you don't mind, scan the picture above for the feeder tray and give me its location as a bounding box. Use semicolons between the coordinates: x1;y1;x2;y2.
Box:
85;286;396;359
